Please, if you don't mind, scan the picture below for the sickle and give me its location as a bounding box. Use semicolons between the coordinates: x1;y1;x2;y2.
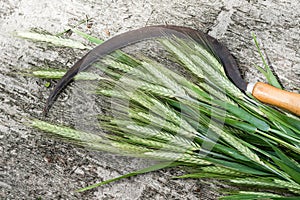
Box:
44;25;245;115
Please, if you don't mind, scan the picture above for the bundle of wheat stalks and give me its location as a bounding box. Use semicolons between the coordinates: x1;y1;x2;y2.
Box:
18;28;300;199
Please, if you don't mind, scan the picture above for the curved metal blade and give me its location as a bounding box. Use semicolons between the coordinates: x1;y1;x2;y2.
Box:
43;25;247;115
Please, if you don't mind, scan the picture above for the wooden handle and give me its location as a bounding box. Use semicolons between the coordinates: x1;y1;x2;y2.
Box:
252;82;300;116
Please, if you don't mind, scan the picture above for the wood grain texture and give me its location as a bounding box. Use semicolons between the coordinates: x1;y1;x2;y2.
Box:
253;82;300;116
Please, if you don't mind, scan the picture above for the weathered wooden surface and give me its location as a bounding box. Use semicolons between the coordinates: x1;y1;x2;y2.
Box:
1;0;299;199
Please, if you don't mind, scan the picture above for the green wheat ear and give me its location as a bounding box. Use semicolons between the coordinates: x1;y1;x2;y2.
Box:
15;31;87;49
23;27;300;199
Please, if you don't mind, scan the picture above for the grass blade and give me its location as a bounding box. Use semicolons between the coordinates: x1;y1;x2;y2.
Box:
252;33;282;89
72;29;103;44
77;162;181;192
